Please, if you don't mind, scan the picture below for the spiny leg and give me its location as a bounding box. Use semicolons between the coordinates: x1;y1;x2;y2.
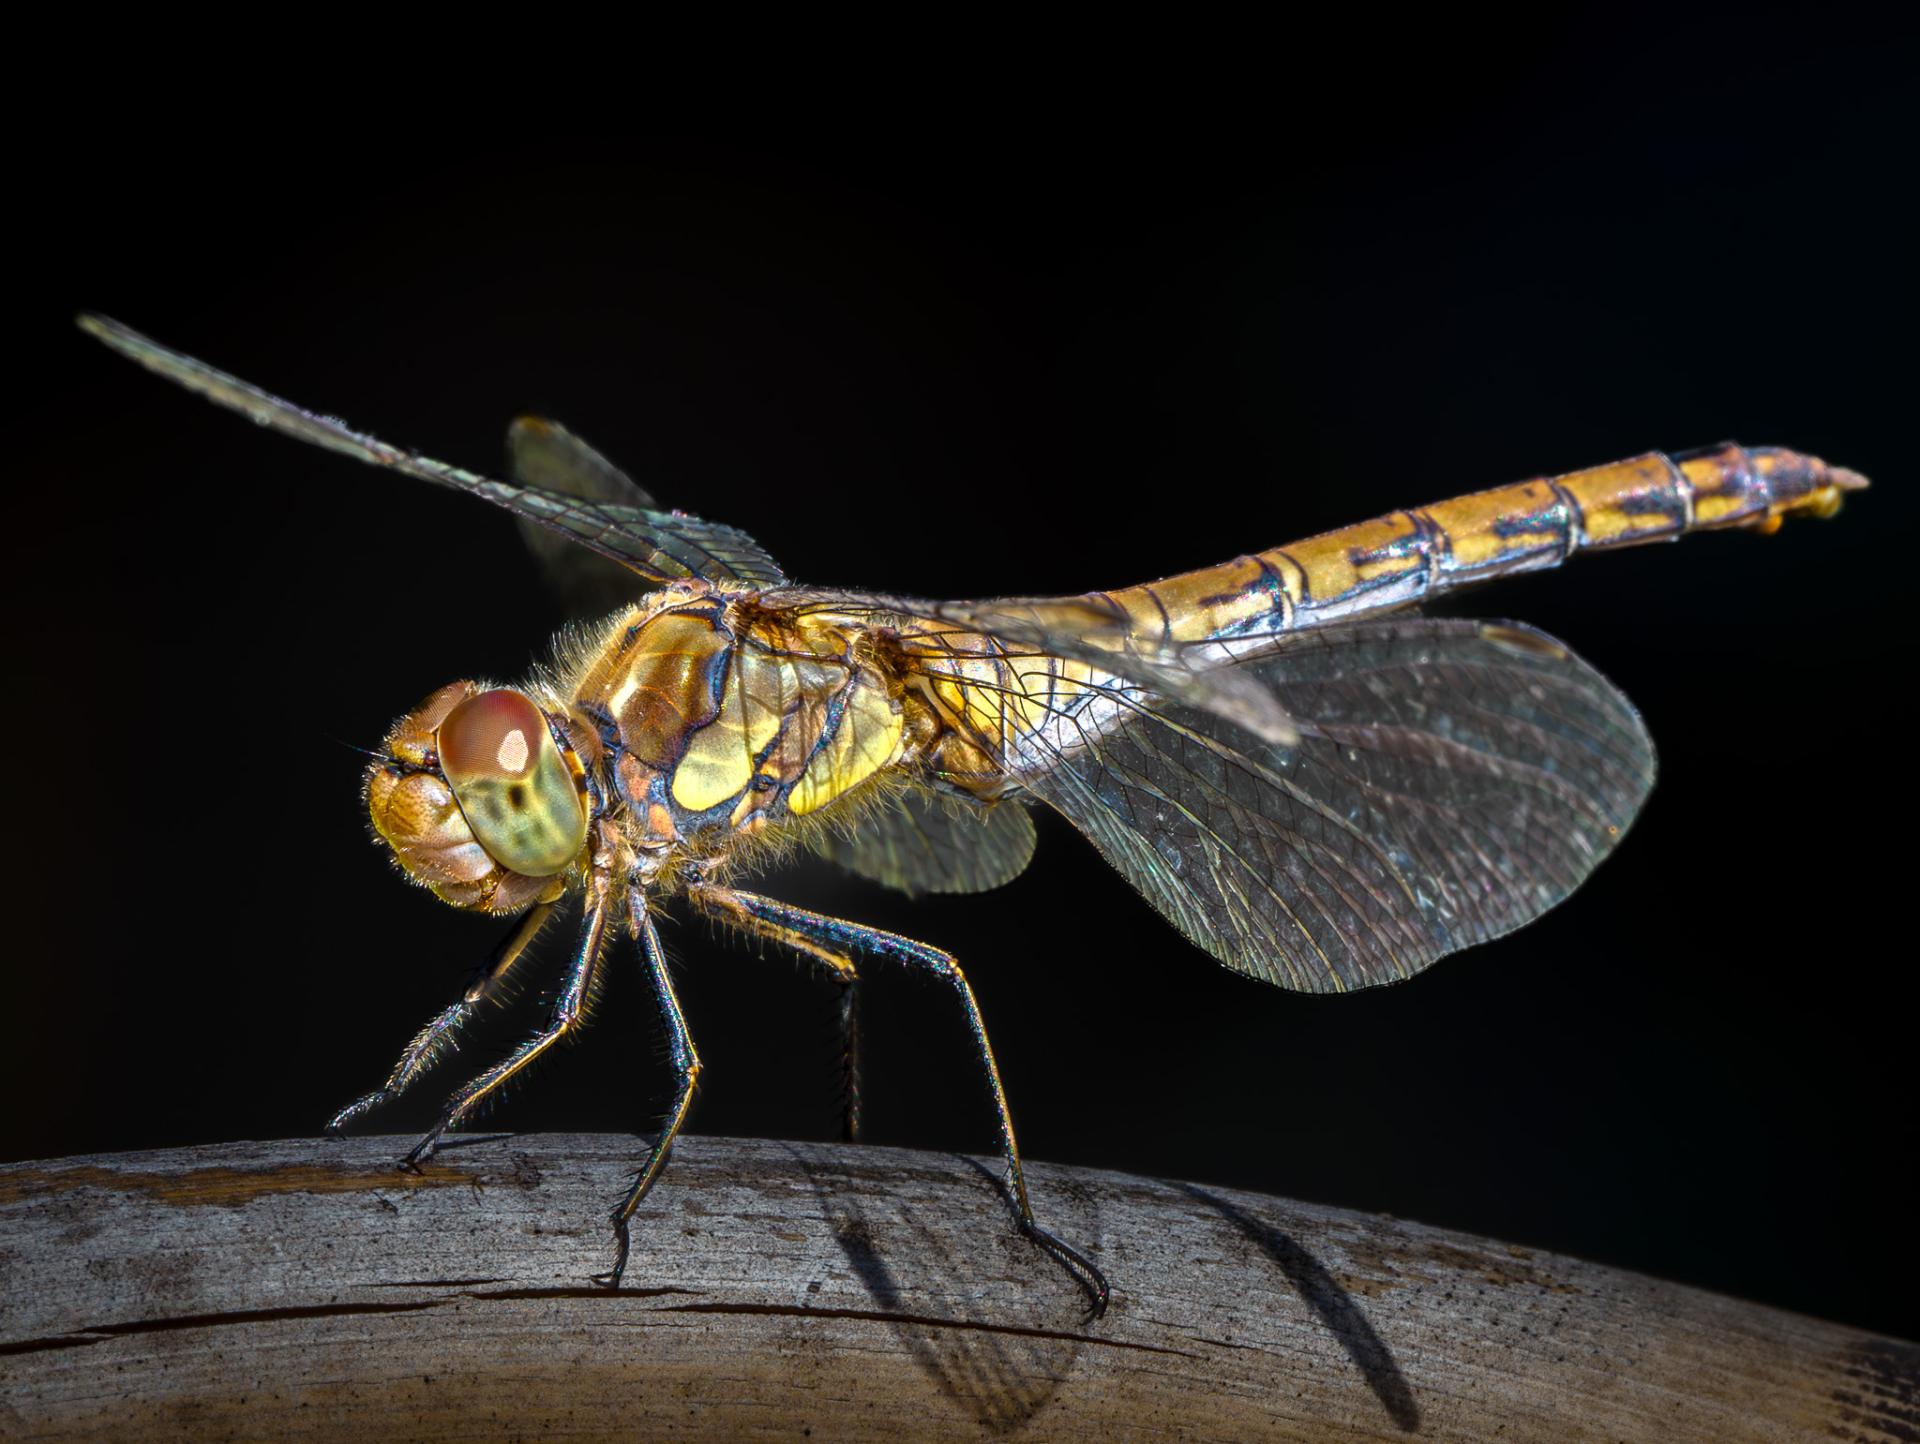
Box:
404;873;610;1169
326;899;558;1134
692;884;1109;1318
597;891;702;1288
837;957;862;1144
693;886;863;1143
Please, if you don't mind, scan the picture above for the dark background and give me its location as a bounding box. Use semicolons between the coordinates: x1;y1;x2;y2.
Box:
13;15;1915;1339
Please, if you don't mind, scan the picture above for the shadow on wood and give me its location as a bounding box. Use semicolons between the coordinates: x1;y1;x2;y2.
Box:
1;1135;1913;1440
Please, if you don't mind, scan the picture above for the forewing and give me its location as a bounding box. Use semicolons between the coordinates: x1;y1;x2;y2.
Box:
507;416;670;615
810;791;1037;896
1025;618;1655;993
79;315;785;587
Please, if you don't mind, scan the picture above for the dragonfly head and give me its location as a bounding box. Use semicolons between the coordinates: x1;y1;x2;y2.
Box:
365;681;590;913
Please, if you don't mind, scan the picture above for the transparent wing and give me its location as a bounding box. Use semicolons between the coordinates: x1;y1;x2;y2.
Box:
809;790;1037;896
79;315;785;588
506;416;670;615
773;587;1298;749
1023;618;1655;993
936;596;1300;747
506;415;658;509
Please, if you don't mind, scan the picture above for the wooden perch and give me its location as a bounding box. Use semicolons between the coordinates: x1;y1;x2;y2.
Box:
1;1135;1912;1440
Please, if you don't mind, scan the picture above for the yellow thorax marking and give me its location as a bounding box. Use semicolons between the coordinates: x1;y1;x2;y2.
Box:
789;675;904;816
670;644;795;812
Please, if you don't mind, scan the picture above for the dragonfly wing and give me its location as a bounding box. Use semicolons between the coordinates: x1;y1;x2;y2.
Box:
922;595;1300;748
1024;618;1655;993
507;416;671;614
79;315;785;588
488;490;784;587
507;415;658;508
809;791;1037;896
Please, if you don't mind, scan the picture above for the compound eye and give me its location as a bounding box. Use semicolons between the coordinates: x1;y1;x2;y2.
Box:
437;689;586;877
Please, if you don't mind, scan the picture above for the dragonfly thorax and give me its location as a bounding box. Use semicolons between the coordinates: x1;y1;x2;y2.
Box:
562;594;913;862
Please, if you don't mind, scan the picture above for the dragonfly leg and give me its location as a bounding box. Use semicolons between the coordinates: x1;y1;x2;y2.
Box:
690;884;1109;1319
403;873;611;1170
837;957;862;1145
596;892;701;1288
691;885;863;1143
325;899;559;1134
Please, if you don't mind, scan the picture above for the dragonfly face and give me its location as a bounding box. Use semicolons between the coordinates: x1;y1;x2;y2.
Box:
367;681;589;913
79;314;1864;1318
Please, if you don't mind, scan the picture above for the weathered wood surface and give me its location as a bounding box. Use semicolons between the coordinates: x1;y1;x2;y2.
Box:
0;1135;1911;1441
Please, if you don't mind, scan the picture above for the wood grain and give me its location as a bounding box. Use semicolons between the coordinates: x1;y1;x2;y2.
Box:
1;1135;1912;1440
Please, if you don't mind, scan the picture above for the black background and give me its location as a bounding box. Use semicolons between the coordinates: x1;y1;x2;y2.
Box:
12;14;1916;1339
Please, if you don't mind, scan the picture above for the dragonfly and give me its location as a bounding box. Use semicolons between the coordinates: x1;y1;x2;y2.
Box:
79;314;1865;1316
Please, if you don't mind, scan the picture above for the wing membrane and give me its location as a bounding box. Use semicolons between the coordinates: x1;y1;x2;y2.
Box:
772;588;1298;749
935;597;1300;748
1025;618;1655;993
506;416;673;614
79;315;784;587
507;415;658;508
809;791;1036;896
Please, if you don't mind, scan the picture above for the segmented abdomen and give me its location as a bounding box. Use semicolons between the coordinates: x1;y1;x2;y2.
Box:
1101;443;1863;649
902;443;1862;790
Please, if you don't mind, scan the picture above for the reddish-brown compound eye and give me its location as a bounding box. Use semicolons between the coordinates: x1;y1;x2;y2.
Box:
436;689;586;877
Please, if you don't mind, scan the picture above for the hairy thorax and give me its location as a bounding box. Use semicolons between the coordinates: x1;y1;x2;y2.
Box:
556;587;942;880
